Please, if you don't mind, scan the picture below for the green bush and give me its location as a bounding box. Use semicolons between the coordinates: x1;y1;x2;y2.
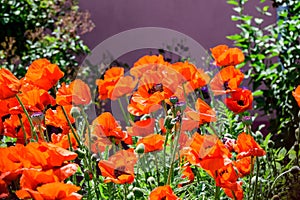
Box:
227;0;300;149
0;0;94;80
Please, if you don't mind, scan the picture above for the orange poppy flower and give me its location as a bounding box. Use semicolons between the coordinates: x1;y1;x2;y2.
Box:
178;165;194;187
51;132;78;150
223;181;244;200
234;132;266;159
210;65;244;96
210;45;244;67
110;76;138;100
234;156;252;177
136;134;165;153
184;133;231;171
211;163;239;191
9;87;56;114
96;67;124;100
87;132;112;153
225;88;253;114
24;59;64;91
127;118;155;137
130;54;170;78
98;149;137;184
2;114;32;142
0;68;21;100
0;99;10;117
128;67;179;116
149;185;180;200
56;79;91;106
0;179;9;199
45;105;75;135
292;85;300;107
92;112;125;140
16;182;81;200
185;98;216;126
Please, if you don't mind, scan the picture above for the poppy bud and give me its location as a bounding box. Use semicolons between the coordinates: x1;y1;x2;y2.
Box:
31;112;44;124
268;140;275;149
242;116;252;126
133;187;145;198
271;195;280;200
135;143;145;154
84;170;93;181
169;96;179;105
175;102;186;113
70;106;81;118
147;176;156;185
127;192;134;199
91;153;100;161
294;143;299;153
164;116;174;129
75;149;85;159
289;166;300;175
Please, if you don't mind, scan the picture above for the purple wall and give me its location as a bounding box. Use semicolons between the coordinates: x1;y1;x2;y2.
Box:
79;0;276;51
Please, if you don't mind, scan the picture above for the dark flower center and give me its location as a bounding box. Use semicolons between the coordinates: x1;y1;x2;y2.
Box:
114;166;129;178
148;83;163;94
237;100;244;106
223;81;230;90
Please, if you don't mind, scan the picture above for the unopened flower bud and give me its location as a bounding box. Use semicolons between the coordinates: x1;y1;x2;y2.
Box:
135;143;145;154
268;140;275;149
147;176;156;185
84;170;93;181
175;101;186;113
289;166;300;175
242;116;252;126
169;96;179;105
70;106;81;118
271;195;280;200
31;112;44;124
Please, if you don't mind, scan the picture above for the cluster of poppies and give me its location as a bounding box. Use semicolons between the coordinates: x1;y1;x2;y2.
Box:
0;44;265;199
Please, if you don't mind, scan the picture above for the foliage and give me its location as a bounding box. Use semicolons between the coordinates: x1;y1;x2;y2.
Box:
226;0;300;149
0;0;94;80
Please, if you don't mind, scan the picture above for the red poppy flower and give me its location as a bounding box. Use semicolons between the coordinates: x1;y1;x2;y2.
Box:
16;182;81;200
234;132;266;159
292;85;300;107
2;114;32;142
96;67;124;100
178;165;194;187
210;66;244;96
211;163;239;191
127;118;155;137
234;156;252;177
223;181;244;200
51;132;78;150
0;179;9;199
225;88;253;114
128;67;180;116
130;55;170;78
110;76;138;100
0;68;21;100
9;87;56;114
92;112;125;140
210;45;244;67
98;149;137;184
185;98;216;126
24;59;64;90
56;79;91;106
183;133;232;171
136;134;165;153
45;105;75;135
149;185;180;200
0;99;10;117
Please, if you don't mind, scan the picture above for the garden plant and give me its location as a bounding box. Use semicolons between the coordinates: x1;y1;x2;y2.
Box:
0;1;300;200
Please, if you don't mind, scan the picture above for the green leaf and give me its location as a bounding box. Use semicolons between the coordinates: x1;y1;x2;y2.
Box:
227;0;238;6
253;90;263;97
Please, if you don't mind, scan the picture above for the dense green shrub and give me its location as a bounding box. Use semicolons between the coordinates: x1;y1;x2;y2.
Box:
227;0;300;149
0;0;94;80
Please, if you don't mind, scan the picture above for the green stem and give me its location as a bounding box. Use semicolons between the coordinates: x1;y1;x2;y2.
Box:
15;94;38;141
253;157;260;200
61;106;81;147
215;185;220;200
248;156;254;198
117;98;130;126
18;114;27;145
167;121;182;185
153;152;160;185
79;105;92;151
